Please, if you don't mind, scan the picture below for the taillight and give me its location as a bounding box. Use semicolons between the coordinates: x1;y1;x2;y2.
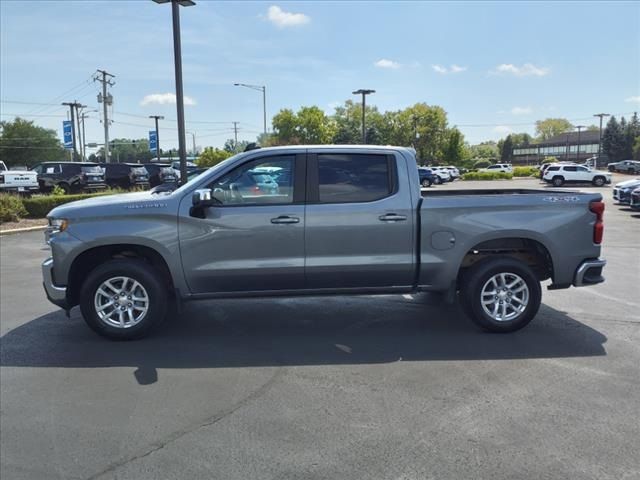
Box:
253;186;260;192
590;200;604;244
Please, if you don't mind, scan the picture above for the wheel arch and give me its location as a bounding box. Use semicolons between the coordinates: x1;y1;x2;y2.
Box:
66;243;175;307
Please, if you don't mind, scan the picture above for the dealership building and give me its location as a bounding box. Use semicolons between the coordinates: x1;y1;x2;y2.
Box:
512;130;601;165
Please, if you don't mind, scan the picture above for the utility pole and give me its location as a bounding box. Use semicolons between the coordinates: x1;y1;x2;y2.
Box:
233;121;239;151
352;89;375;143
94;69;115;162
593;113;610;169
74;103;86;161
62;102;80;160
234;84;267;135
187;132;196;156
575;125;585;162
149;115;164;162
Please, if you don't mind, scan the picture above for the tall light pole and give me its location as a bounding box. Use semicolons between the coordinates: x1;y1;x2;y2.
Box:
575;125;585;162
149;115;164;162
352;89;375;144
187;131;196;156
593;113;610;169
80;109;98;161
234;83;267;135
153;0;195;184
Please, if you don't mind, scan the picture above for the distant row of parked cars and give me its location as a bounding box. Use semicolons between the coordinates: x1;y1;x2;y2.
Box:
417;166;461;187
0;160;202;195
613;177;640;212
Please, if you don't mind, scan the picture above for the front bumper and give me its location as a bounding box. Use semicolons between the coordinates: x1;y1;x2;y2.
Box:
573;258;606;287
42;257;68;309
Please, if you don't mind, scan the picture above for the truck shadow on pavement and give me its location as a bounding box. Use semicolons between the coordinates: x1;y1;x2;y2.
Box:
1;294;607;384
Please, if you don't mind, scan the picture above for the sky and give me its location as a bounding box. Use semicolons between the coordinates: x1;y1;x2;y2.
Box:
1;0;639;154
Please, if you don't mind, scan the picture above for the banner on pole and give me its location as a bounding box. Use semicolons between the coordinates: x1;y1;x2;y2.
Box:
149;131;157;153
63;121;73;150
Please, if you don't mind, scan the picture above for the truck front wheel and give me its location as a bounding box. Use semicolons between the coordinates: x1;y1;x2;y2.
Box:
80;259;167;340
459;258;541;333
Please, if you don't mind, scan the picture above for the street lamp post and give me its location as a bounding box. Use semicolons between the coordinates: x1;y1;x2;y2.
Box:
593;113;610;169
234;83;267;135
575;125;585;162
187;131;196;155
149;115;164;162
352;89;375;144
152;0;195;184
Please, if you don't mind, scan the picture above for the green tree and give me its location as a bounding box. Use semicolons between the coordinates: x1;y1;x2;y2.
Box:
499;135;514;162
623;112;640;159
602;116;626;161
224;138;250;153
0;118;66;167
535;118;573;140
468;141;499;160
196;147;232;167
296;106;335;144
443;128;465;165
96;138;154;163
633;136;640;160
272;108;300;144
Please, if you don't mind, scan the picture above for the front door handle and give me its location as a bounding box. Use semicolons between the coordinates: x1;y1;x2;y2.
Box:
271;215;300;224
379;213;407;222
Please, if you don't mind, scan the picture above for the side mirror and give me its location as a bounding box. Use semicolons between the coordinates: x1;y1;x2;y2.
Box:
192;188;212;207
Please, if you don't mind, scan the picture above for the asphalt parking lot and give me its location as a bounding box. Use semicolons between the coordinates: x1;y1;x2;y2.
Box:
1;175;639;480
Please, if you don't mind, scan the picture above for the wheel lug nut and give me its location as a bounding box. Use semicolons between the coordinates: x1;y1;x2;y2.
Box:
128;303;132;307
127;296;132;300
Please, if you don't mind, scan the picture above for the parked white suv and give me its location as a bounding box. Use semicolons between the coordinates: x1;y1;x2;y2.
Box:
430;167;452;183
483;163;513;173
543;164;611;187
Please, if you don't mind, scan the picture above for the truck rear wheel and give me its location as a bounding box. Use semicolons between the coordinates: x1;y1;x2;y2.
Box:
459;258;541;333
80;259;167;340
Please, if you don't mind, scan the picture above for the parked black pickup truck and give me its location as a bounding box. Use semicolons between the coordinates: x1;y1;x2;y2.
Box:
102;163;150;190
32;162;107;193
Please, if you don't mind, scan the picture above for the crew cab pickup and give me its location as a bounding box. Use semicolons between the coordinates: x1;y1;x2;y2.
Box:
42;146;607;340
0;161;39;194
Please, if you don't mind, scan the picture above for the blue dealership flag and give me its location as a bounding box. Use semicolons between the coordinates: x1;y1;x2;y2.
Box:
149;131;157;153
63;121;73;150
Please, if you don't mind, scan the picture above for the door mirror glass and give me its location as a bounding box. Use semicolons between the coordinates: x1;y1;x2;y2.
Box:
192;188;213;206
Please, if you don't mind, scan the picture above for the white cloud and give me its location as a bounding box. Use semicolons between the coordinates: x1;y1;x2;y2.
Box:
493;125;512;135
491;63;550;77
625;96;640;104
374;58;401;69
432;64;467;74
266;5;310;28
511;106;533;115
140;93;196;106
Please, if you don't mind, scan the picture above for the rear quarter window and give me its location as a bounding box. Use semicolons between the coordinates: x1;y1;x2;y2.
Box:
547;166;560;171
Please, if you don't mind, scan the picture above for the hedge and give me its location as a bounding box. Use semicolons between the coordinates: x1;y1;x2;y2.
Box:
0;194;28;223
462;171;513;181
513;166;538;177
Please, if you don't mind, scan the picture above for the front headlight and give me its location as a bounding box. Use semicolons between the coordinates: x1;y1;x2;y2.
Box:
48;218;69;232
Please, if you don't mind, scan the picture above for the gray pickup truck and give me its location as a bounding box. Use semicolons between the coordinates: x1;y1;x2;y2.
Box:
43;145;607;339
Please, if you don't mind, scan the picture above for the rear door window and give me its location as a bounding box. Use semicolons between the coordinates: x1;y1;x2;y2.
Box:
316;153;394;203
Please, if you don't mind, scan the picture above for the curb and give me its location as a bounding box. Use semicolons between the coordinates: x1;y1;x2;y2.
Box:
0;225;47;236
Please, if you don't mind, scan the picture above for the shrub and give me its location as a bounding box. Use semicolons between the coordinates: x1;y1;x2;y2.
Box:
0;194;28;223
462;171;513;181
541;156;558;165
513;166;538;177
51;185;67;196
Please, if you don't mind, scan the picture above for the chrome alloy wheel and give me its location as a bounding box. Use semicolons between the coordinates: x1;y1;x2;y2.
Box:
480;272;529;322
93;276;149;328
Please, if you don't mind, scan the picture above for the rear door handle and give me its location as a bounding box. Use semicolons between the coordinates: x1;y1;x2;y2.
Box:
379;213;407;222
271;215;300;224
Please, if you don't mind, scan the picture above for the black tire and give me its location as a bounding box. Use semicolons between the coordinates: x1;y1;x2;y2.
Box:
421;179;432;188
80;259;168;340
592;176;605;187
552;176;564;187
459;257;542;333
434;176;442;185
628;169;634;175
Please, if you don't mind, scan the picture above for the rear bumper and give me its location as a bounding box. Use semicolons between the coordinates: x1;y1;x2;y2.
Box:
0;185;39;193
573;258;606;287
42;257;68;309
